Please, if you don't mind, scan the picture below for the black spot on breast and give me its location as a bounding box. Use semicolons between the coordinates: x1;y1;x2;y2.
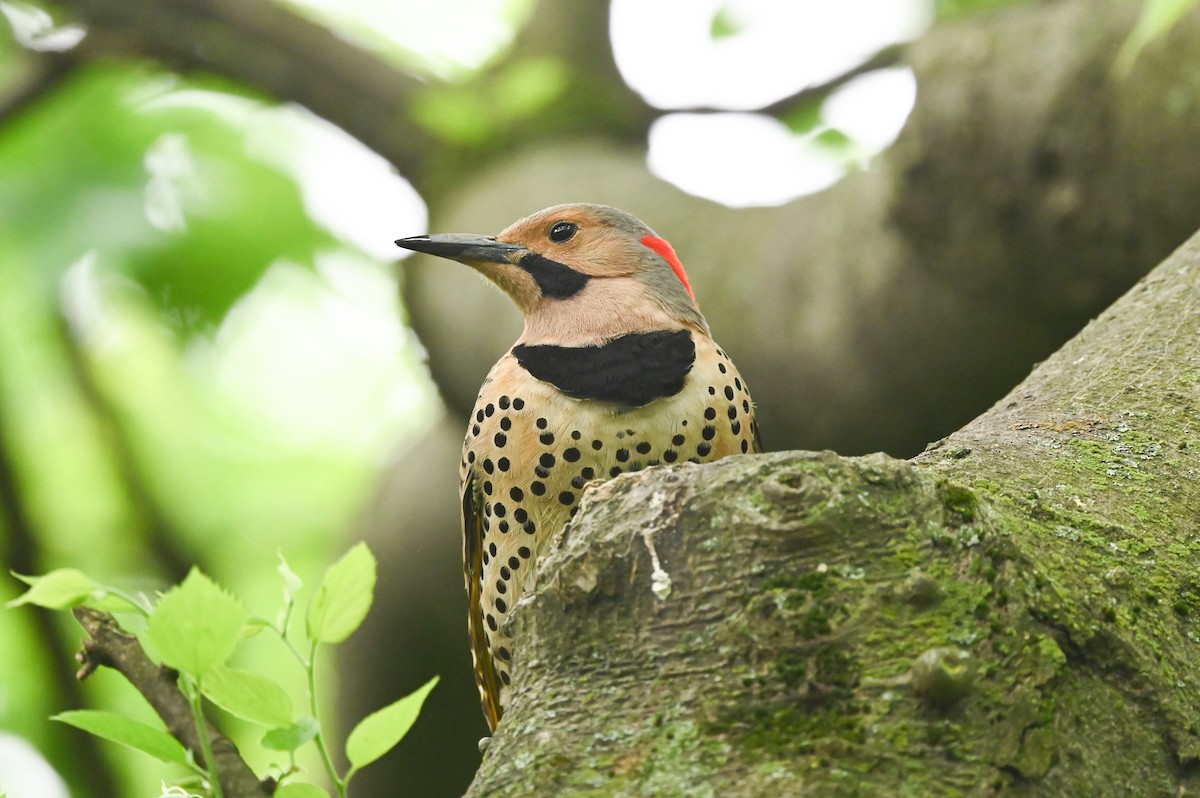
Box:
697;441;712;457
742;439;750;453
702;426;716;441
494;432;507;447
498;457;510;472
497;646;511;662
495;580;506;594
636;441;652;455
513;398;525;410
724;385;735;401
539;452;555;468
514;507;528;523
509;556;520;569
563;447;581;462
512;330;695;407
663;450;678;463
501;417;512;431
536;417;548;429
476;409;484;422
732;420;742;435
498;395;510;410
518;546;531;558
540;431;554;445
495;598;507;613
487;614;498;631
510;486;524;501
616;448;630;462
705;407;717;421
531;481;546;496
580;467;595;479
672;434;685;446
519;252;591;299
500;671;511;685
559;491;575;505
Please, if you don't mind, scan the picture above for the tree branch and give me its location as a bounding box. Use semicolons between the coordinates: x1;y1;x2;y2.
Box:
0;364;118;796
54;0;434;182
72;608;271;798
56;312;193;584
0;51;81;123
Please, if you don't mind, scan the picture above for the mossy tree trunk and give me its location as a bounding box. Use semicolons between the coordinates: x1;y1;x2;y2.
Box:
464;230;1200;796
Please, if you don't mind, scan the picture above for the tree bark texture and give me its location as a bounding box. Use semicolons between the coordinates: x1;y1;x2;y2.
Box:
464;229;1200;796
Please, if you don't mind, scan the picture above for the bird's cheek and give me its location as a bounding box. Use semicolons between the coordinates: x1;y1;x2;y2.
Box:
470;262;543;311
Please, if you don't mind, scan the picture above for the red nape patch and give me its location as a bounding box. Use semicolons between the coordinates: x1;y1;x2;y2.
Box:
641;235;696;303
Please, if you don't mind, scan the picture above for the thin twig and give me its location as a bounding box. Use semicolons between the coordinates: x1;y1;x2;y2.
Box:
73;608;271;798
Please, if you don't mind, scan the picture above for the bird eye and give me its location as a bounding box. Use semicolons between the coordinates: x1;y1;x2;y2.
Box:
548;221;577;243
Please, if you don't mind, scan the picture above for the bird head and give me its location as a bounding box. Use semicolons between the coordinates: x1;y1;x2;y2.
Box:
396;204;709;344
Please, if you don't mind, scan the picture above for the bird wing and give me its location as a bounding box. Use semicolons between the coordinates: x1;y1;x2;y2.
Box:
462;469;503;732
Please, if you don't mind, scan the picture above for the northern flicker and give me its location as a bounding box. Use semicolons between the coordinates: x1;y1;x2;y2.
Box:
396;204;760;731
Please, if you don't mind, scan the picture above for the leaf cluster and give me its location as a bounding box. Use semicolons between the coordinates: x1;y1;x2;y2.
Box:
8;544;436;798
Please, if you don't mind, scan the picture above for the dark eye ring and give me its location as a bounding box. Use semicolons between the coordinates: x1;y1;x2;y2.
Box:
549;221;577;243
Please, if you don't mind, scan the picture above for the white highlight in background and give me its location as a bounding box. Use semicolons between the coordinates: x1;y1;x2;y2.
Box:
649;113;845;207
611;0;930;110
0;733;70;798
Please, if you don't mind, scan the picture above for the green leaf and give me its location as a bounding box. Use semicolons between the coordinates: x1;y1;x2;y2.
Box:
492;58;569;122
147;568;246;678
813;128;855;155
345;676;438;771
201;664;293;727
85;590;148;614
7;569;97;609
277;550;303;600
274;783;331;798
411;87;495;146
1115;0;1199;74
53;709;189;765
306;542;376;645
781;98;824;135
262;717;320;752
710;5;745;39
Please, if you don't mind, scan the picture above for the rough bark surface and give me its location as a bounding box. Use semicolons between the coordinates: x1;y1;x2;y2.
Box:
463;230;1200;796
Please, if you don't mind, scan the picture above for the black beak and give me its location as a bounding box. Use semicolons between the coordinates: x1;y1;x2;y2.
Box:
395;233;526;264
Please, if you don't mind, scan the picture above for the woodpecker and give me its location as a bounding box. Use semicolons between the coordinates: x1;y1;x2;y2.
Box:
396;203;760;731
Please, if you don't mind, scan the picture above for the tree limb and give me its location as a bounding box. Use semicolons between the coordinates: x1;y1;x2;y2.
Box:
0;51;80;123
72;608;272;798
54;0;433;181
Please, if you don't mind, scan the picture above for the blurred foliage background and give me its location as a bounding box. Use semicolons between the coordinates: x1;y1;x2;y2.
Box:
2;0;1199;796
